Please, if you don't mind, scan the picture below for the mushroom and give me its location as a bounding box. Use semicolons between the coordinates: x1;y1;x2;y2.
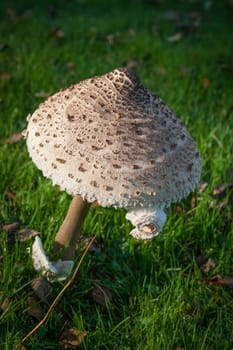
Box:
24;67;201;279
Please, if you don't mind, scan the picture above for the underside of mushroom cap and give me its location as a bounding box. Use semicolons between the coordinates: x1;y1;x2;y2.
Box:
25;67;201;209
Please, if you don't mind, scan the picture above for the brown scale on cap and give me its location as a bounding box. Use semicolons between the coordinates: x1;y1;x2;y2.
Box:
25;67;201;210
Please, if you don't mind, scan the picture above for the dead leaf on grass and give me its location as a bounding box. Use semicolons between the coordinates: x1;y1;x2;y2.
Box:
201;275;233;288
27;296;42;319
6;132;22;144
79;236;104;253
198;182;209;193
209;199;228;210
49;27;65;40
202;77;210;89
0;72;11;81
16;228;39;242
212;183;233;199
91;285;113;305
4;190;17;201
196;255;215;274
31;277;52;302
59;328;87;349
1;297;11;311
0;222;19;234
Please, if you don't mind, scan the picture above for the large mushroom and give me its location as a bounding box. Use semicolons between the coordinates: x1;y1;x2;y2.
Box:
24;67;201;280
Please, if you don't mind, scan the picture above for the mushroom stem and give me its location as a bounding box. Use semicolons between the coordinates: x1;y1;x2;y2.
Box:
53;195;91;260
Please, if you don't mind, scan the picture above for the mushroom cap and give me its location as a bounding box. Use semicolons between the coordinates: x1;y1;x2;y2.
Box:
25;67;201;209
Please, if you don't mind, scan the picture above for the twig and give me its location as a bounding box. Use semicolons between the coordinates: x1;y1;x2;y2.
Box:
21;235;96;345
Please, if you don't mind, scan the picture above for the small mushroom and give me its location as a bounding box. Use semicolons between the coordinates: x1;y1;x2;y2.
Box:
24;67;201;279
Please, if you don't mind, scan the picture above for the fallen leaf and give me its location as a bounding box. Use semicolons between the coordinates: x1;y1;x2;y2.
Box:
91;285;113;305
65;61;76;69
166;32;182;42
202;258;216;274
0;222;19;234
198;181;209;193
191;196;197;208
201;275;233;288
31;277;52;302
4;190;17;201
59;328;87;349
174;206;184;213
212;183;233;199
27;296;42;319
16;228;39;242
79;236;104;253
49;27;65;40
6;132;22;144
1;297;11;311
209;199;228;210
0;72;10;81
202;77;210;89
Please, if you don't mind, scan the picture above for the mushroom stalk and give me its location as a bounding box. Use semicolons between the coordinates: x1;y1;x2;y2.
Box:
54;195;91;260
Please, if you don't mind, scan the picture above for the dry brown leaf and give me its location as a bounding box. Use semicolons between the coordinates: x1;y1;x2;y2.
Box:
91;285;113;305
79;236;104;253
196;254;216;274
201;275;233;288
59;328;87;349
31;277;52;302
201;258;216;274
209;199;228;210
49;27;65;40
65;61;76;69
1;222;19;234
198;182;209;193
27;297;42;319
1;297;11;311
4;190;17;201
202;77;210;89
6;132;22;144
212;183;233;199
16;228;39;242
0;72;10;81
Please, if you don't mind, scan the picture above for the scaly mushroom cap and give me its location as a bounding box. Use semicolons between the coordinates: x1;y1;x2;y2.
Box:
25;68;201;209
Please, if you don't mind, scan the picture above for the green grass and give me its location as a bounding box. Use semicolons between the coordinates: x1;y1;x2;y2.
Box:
0;0;233;349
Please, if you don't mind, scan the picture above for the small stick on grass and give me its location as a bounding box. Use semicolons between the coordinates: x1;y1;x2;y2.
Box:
20;235;96;345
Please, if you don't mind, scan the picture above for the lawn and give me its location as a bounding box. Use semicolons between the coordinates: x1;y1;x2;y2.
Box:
0;0;233;349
